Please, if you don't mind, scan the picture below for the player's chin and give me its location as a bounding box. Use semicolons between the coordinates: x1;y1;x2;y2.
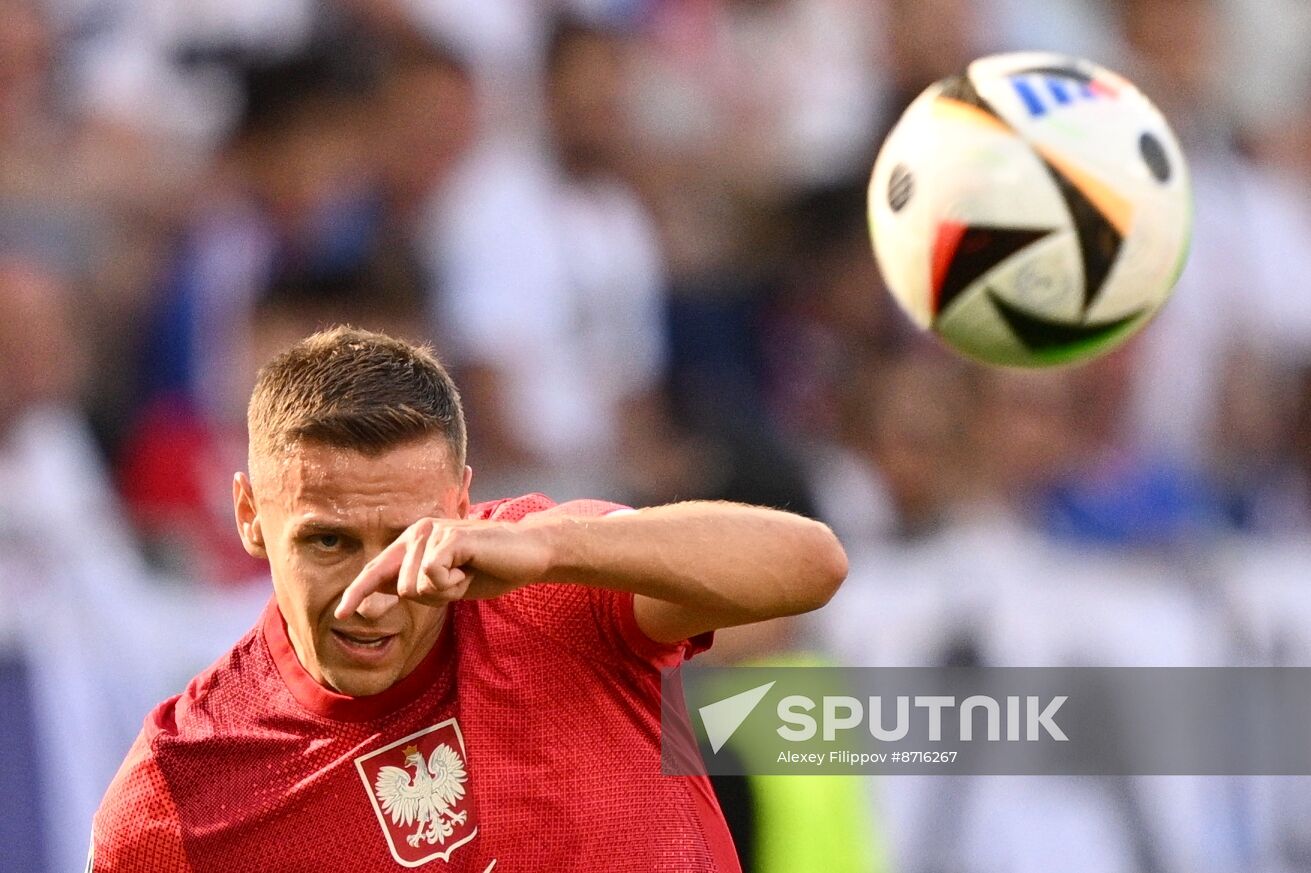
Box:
321;660;404;698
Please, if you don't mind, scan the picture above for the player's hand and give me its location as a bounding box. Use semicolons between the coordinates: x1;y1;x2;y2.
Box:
334;518;552;619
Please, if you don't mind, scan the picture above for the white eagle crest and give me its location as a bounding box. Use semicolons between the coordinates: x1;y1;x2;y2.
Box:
374;742;470;848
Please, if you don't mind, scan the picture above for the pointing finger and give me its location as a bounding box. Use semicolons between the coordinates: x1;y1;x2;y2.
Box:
334;524;421;619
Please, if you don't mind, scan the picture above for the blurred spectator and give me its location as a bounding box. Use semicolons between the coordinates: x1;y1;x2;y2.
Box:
430;16;679;502
992;0;1120;62
627;2;884;501
0;254;108;873
879;0;993;112
1218;0;1311;170
0;0;188;456
805;348;975;543
760;185;900;434
118;42;458;582
119;241;430;583
633;0;884;195
0;258;86;427
137;48;374;417
1111;0;1311;476
0;255;265;873
375;37;479;229
1037;349;1225;548
1249;99;1311;197
1244;358;1311;535
1207;347;1305;533
965;368;1081;515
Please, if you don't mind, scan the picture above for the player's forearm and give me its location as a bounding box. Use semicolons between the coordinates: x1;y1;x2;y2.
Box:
530;502;848;620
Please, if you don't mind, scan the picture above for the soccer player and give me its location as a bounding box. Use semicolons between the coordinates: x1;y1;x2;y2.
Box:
91;327;847;872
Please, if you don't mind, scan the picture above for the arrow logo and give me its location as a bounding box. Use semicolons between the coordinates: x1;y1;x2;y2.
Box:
698;682;776;754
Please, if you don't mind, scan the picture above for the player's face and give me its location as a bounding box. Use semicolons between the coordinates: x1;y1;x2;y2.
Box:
234;437;471;697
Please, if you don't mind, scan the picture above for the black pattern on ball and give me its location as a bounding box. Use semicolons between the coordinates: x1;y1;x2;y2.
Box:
888;164;913;212
1140;132;1171;183
939;74;1000;115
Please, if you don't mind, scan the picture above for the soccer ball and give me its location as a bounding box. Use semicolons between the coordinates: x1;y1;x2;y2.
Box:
868;52;1191;367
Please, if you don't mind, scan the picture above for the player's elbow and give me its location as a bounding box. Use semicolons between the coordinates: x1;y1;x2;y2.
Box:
794;519;848;614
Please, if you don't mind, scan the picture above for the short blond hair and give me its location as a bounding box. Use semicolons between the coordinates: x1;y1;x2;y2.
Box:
247;326;466;467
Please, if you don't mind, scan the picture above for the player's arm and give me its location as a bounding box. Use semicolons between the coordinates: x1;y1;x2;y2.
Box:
335;501;847;643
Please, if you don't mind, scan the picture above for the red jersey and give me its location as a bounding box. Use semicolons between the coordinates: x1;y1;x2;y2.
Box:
91;495;739;872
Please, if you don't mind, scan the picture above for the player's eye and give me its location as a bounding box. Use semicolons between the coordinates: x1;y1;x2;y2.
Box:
308;533;343;551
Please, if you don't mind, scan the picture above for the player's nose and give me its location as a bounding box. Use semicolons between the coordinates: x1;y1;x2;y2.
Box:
354;591;400;621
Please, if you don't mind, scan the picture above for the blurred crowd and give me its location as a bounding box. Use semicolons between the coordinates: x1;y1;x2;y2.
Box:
3;0;1311;871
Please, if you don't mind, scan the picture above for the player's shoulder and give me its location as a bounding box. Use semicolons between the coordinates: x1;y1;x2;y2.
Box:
472;493;629;522
93;611;294;870
144;618;272;744
92;729;191;872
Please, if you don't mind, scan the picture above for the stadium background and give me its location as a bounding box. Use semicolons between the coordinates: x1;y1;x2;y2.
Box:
2;0;1311;870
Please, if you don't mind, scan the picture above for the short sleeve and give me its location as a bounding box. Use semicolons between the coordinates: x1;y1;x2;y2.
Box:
608;588;715;668
473;495;715;667
546;500;714;665
92;731;192;873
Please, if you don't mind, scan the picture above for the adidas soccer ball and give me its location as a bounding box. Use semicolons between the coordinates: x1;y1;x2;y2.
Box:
868;52;1191;367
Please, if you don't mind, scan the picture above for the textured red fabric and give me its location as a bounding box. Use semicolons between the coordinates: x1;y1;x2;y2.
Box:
93;494;738;872
91;733;192;872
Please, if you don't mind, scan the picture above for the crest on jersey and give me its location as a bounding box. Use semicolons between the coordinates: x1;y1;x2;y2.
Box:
355;719;477;866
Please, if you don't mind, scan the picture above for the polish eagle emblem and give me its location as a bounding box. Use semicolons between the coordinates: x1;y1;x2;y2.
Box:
374;742;469;848
355;719;478;865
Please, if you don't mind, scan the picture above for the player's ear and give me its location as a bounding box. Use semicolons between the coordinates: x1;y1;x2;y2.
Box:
233;471;267;559
457;465;472;519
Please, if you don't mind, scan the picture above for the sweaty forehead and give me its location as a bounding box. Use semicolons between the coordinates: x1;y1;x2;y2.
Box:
260;439;460;524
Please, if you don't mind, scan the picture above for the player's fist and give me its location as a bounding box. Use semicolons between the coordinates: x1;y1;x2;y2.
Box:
334;517;551;618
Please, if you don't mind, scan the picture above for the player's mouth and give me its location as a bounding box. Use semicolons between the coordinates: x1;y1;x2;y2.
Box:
330;629;398;664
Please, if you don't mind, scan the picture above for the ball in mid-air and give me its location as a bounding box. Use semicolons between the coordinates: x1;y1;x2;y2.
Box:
868;52;1191;367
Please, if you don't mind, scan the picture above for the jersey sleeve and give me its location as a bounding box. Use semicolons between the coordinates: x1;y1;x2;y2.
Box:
606;587;715;668
91;730;192;873
481;495;714;667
